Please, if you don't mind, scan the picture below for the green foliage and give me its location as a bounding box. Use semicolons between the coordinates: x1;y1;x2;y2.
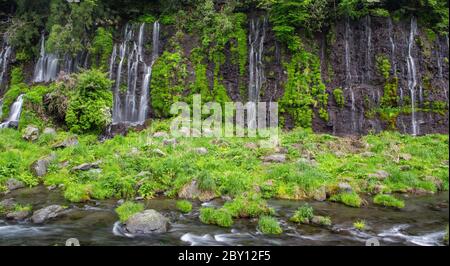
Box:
151;51;187;118
65;69;113;134
199;207;234;227
176;200;193;213
1;67;28;119
333;88;345;108
258;216;283;235
330;192;362;208
314;215;332;226
376;55;391;80
353;219;366;230
115;202;145;223
373;194;405;209
222;195;272;218
290;204;314;223
90;27;113;69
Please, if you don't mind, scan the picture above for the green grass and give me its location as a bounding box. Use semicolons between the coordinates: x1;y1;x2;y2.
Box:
176;200;193;213
330;192;362;208
258;216;283;235
353;220;366;230
290;204;314;223
115;202;144;223
199;207;234;228
14;204;32;212
373;194;405;209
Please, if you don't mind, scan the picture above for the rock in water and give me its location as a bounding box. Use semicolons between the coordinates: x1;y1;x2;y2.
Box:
124;210;169;234
6;179;25;191
30;154;56;177
6;210;31;221
31;205;65;224
22;126;39;141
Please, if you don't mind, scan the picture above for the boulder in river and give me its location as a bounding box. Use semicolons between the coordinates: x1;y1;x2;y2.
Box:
31;205;65;224
6;178;25;191
6;210;31;221
124;210;169;234
30;154;56;177
22;125;39;141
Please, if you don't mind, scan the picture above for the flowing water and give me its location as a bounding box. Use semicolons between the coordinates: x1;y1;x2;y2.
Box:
33;34;59;83
365;16;372;82
0;94;24;128
248;17;267;103
110;22;160;124
0;186;447;246
0;38;11;89
406;17;419;136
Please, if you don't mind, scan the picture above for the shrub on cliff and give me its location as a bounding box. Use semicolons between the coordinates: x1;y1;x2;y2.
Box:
65;69;113;134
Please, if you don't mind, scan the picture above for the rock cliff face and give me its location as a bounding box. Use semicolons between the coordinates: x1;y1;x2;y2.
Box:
1;12;448;136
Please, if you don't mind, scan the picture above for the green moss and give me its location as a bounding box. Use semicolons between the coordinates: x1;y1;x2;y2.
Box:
222;195;272;218
64;183;91;203
290;204;314;223
176;200;193;213
258;216;283;235
333;88;345;108
115;202;145;223
199;207;233;228
353;220;366;230
330;192;362;208
373;194;405;209
90;27;113;69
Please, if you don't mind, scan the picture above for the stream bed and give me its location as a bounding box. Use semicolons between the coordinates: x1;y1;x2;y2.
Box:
0;186;448;246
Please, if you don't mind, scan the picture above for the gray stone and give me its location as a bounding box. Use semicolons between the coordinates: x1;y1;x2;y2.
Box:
117;199;125;206
31;205;65;224
244;142;258;150
163;138;178;147
22;125;39;141
6;210;31;221
178;180;216;202
43;127;57;135
368;170;390;181
262;154;286;163
125;210;169;234
360;152;375;158
311;216;332;226
338;182;353;193
30;154;56;177
71;161;101;171
0;198;16;209
195;147;208;155
6;179;25;191
52;136;79;149
400;153;412;161
153;132;169;138
312;187;327;201
152;149;166;157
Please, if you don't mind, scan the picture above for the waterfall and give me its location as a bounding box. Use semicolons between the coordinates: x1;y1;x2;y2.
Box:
111;22;160;124
0;98;3;118
388;18;397;76
248;17;267;103
0;38;11;89
365;16;372;82
344;17;352;87
0;94;24;129
350;88;357;132
406;17;419;136
33;34;59;83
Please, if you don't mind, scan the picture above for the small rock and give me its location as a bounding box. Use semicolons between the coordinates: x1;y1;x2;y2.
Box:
312;187;327;201
47;185;57;191
163;138;178;147
409;188;433;196
368;170;390;181
135;196;144;201
71;161;101;171
52;136;79;149
6;178;25;191
6;210;31;221
262;154;286;163
179;127;191;137
43;127;56;135
334;151;346;158
338;182;353;193
178;180;216;202
152;149;166;157
244;142;258;150
124;209;169;234
424;176;444;191
274;146;289;154
221;195;232;202
153;132;169;138
372;184;386;194
0;198;16;209
31;205;65;224
311;216;332;226
22;125;39;141
298;158;318;167
195;147;208;155
30;154;56;177
360;151;375;158
129;147;140;155
400;153;412;161
117;199;125;206
400;165;411;171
